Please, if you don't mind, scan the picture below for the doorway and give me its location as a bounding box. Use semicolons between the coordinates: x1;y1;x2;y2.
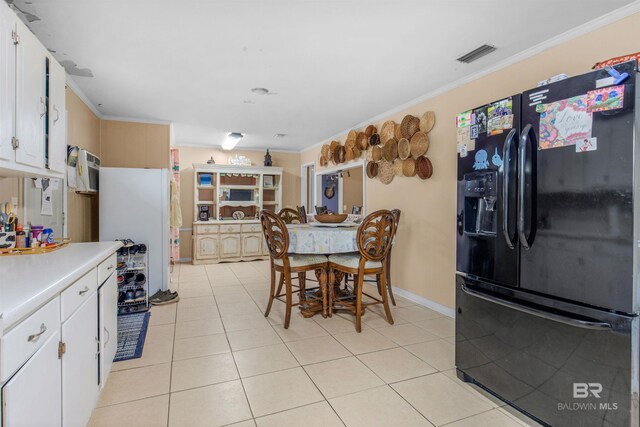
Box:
300;162;315;213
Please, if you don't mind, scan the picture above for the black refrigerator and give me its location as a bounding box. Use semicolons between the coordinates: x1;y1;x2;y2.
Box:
455;60;638;427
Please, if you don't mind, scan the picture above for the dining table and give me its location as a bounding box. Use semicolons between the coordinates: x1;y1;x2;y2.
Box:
286;222;361;317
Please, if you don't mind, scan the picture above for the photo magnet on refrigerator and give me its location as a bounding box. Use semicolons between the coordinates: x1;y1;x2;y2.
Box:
576;138;597;152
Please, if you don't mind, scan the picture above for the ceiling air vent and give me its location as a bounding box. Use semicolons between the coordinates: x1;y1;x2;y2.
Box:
457;44;496;63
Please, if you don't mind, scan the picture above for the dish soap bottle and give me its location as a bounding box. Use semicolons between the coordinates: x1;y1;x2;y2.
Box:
15;224;26;248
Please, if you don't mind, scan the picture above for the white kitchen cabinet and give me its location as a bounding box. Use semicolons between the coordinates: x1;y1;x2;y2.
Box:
61;292;100;427
242;233;262;257
220;234;241;258
1;329;62;427
14;19;45;169
99;273;118;387
47;58;66;174
0;3;15;162
196;235;219;259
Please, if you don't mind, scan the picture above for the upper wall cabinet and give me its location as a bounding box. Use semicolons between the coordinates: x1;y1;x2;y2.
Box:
0;3;67;178
0;3;15;162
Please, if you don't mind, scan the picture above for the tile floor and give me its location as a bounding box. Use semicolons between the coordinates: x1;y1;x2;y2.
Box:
89;260;538;427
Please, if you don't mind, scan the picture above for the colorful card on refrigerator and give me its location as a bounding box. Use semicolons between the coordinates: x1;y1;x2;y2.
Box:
539;95;592;150
587;85;624;113
487;98;513;136
473;107;488;134
456;110;472;128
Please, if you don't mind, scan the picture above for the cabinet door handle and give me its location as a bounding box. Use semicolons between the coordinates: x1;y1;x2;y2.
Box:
39;97;46;118
107;264;114;270
53;105;60;124
95;336;101;359
79;286;90;296
28;323;47;342
104;327;111;346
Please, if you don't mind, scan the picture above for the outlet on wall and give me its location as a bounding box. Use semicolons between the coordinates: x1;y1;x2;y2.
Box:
11;196;18;212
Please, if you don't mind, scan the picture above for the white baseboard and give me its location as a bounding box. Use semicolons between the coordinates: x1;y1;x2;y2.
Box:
392;286;455;318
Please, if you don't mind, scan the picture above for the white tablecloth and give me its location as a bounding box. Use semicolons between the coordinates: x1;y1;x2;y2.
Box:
287;224;359;254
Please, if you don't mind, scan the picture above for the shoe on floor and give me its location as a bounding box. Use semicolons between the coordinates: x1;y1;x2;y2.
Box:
150;290;179;305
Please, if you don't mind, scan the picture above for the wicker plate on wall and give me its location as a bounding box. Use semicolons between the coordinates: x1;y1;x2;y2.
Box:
398;138;410;160
383;139;398;162
372;145;383;162
365;125;377;138
410;131;430;158
366;161;378;178
381;121;396;143
365;147;373;162
416;156;433;179
401;115;420;139
393;160;404;176
420;111;436;133
319;153;328;167
369;133;381;146
357;132;369;150
321;144;331;160
334;145;346;163
402;158;417;177
378;160;394;184
330;140;340;153
394;123;403;140
346;130;357;146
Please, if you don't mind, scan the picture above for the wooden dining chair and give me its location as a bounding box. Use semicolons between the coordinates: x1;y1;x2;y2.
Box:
386;209;401;306
328;210;396;332
278;207;302;224
296;206;308;223
260;210;328;328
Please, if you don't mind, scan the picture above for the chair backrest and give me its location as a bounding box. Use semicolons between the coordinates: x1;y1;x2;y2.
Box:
260;210;289;260
296;206;308;223
357;210;396;262
390;209;401;235
352;206;362;215
278;207;302;224
315;205;328;214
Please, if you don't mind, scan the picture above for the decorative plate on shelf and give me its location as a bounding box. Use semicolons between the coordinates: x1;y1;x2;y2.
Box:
232;211;245;220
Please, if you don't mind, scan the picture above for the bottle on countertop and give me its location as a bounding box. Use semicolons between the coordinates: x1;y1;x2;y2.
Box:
15;224;25;248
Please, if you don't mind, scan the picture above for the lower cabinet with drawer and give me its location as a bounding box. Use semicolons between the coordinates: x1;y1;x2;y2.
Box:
192;221;268;264
0;251;119;427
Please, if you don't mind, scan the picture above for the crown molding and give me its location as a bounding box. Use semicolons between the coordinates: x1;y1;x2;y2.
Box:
65;76;103;119
100;115;172;125
302;1;640;154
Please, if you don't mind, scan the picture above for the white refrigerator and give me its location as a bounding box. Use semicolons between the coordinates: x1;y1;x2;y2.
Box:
99;167;169;296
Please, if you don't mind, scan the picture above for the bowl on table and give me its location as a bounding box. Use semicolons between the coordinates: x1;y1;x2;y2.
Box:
314;213;349;223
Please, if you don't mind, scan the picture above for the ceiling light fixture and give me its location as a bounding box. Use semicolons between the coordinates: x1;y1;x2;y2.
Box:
274;133;287;138
251;87;269;95
221;132;244;150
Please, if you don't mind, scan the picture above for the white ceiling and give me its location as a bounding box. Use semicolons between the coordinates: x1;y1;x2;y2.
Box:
11;0;635;151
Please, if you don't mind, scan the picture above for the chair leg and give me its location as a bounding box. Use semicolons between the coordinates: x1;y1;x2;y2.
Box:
264;266;276;317
386;256;396;306
298;272;306;302
275;272;284;298
284;271;293;329
380;265;394;326
355;272;364;332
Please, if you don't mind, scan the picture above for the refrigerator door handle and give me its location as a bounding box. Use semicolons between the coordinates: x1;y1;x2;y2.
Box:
461;284;612;330
502;128;518;249
518;124;536;249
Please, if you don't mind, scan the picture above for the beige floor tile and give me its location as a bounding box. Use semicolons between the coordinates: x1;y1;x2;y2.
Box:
393;306;442;322
329;385;432;427
255;401;343;427
214;285;251;295
265;306;308;326
391;373;493;426
446;409;523;427
218;301;262;317
144;323;175;345
363;312;407;328
98;363;171;407
149;304;177;325
179;287;214;299
171;353;239;392
89;394;169;427
442;369;505;409
178;295;217;308
216;292;255;305
233;343;300;378
413;317;455;338
169;380;252;427
332;329;397;355
314;314;363;334
173;333;231;360
286;335;351;365
112;339;174;371
222;312;271;332
273;318;329;342
227;421;257;427
178;275;209;284
358;347;437;383
304;356;384;399
242;367;324;417
176;305;220;323
498;406;544;427
178;280;211;289
175;318;225;339
376;323;440;346
391;296;416;307
210;277;243;287
405;339;455;371
227;326;282;351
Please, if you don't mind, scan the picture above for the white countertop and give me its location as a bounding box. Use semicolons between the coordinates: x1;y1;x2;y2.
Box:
0;241;122;332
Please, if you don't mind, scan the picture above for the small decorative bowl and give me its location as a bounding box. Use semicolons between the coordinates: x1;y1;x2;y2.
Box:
315;213;348;223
